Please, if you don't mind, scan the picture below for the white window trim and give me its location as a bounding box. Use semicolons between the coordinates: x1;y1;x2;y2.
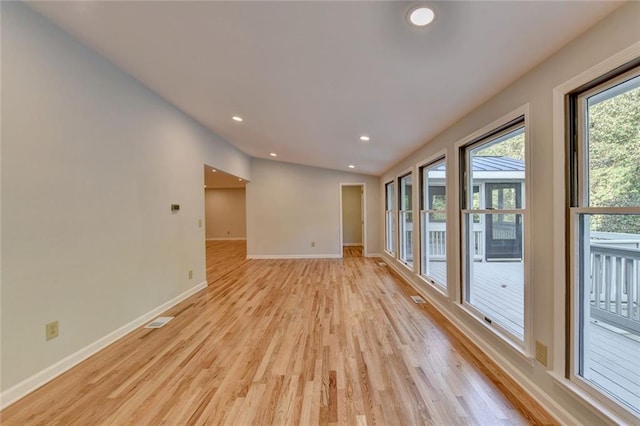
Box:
417;150;448;293
396;166;416;272
551;41;640;424
384;180;396;256
454;103;534;358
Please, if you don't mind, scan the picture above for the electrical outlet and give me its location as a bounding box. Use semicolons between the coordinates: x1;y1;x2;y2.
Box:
535;341;548;366
188;270;193;280
198;219;202;228
46;321;59;341
311;242;316;247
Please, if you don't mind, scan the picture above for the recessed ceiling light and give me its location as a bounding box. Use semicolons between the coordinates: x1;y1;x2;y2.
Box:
232;116;243;122
408;6;435;27
360;136;370;142
204;185;207;188
270;152;277;157
348;165;355;169
238;178;243;181
211;169;217;172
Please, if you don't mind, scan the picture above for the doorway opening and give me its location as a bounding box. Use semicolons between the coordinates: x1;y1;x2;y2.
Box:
340;183;366;258
203;164;248;283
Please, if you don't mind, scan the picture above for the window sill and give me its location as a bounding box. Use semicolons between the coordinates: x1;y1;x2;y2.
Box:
455;303;535;367
398;260;414;272
548;371;639;425
417;274;448;298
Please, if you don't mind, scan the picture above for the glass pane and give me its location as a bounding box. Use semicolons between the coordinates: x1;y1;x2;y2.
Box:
472;186;481;223
420;160;446;288
421;212;446;287
399;211;413;267
587;75;640;208
399;174;413;265
385;182;395;253
385;210;395;254
469;127;525;210
578;214;640;414
385;182;394;210
464;213;524;340
400;174;412;210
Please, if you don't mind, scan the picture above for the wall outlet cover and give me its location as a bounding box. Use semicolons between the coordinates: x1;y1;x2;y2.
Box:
45;321;59;341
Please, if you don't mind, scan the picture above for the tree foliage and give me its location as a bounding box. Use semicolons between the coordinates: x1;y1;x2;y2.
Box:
588;84;640;233
478;132;525;161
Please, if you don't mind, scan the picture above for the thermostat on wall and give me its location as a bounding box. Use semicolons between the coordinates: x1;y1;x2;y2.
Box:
171;204;180;212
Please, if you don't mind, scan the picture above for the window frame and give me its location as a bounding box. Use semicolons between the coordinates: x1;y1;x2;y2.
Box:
384;180;396;255
397;170;414;269
551;43;640;425
455;104;533;359
566;64;640;420
418;154;448;292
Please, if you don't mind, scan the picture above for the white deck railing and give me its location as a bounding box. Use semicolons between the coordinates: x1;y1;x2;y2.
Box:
590;243;640;334
427;230;483;260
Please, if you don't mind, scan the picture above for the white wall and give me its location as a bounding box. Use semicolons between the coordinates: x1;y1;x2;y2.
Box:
379;3;640;424
342;186;362;246
0;2;250;393
247;159;379;257
204;188;246;239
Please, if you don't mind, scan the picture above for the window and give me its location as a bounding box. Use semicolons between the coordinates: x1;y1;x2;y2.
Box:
398;173;413;267
462;120;527;345
420;159;446;288
570;66;640;415
385;181;395;254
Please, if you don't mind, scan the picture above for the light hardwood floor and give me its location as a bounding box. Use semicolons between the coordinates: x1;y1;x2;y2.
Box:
1;241;555;425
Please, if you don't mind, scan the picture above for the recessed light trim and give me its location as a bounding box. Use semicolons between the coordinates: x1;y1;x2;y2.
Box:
348;165;355;169
360;136;370;142
232;116;243;122
212;169;217;172
270;152;277;157
238;178;243;181
408;6;435;27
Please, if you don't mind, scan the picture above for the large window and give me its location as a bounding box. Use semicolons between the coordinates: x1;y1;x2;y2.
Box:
385;181;395;254
570;67;640;416
398;173;413;267
420;159;446;288
462;120;527;345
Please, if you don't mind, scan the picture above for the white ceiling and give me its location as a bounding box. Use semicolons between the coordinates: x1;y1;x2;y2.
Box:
28;1;621;176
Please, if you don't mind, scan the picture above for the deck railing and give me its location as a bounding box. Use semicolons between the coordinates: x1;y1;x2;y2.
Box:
428;230;483;260
590;243;640;334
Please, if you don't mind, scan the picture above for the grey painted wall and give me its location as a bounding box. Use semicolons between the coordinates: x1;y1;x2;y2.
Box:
1;2;250;391
247;159;380;257
204;188;247;239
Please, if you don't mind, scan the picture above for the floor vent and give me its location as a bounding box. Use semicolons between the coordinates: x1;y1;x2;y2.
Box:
144;316;174;329
377;262;387;267
410;295;426;304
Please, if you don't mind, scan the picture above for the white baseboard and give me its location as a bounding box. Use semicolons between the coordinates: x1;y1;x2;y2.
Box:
342;243;363;247
380;255;578;425
0;280;208;410
206;237;246;241
247;254;341;259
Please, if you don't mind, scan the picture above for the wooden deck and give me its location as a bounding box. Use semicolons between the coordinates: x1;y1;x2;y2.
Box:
426;261;640;412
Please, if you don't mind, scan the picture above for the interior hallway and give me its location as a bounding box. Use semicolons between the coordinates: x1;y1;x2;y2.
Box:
0;242;554;425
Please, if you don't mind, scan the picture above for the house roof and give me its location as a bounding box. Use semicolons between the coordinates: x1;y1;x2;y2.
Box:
433;156;524;172
471;156;525;172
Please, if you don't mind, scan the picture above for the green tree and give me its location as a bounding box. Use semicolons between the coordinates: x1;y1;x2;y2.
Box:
478;132;525;161
588;84;640;233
